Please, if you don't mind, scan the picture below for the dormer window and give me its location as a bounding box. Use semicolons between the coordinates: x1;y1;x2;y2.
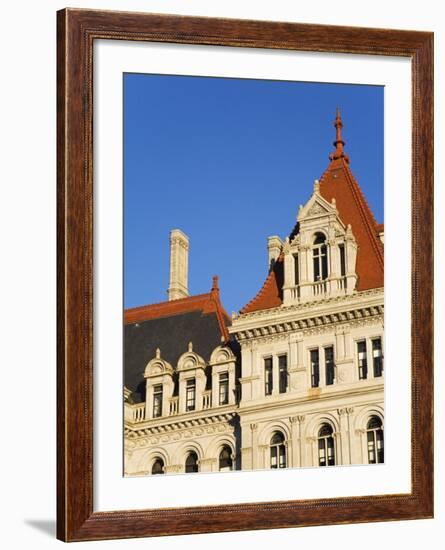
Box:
313;233;328;282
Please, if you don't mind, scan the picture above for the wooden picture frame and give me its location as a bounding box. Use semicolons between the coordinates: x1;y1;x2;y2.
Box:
57;8;433;542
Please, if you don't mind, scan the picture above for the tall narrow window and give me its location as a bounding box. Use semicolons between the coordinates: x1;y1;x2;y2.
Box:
318;424;335;466
325;346;335;385
186;378;196;411
357;340;368;380
219;446;233;471
152;384;163;418
367;416;384;464
294;254;299;286
219;372;229;405
264;357;273;395
372;338;383;377
278;355;288;393
310;349;320;388
185;451;199;473
151;457;164;475
313;233;328;281
339;244;346;277
270;432;286;469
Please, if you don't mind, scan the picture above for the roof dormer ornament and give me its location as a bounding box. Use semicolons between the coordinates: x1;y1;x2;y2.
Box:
155;348;161;358
329;108;350;164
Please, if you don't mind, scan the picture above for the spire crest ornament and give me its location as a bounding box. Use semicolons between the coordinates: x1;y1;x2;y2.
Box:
329;108;350;163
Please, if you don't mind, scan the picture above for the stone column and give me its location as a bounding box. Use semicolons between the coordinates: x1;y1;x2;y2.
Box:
272;355;279;396
290;415;305;467
211;370;219;408
258;444;269;469
355;428;367;464
333;431;342;465
307;436;318;467
337;408;353;465
299;245;313;301
228;364;236;405
250;423;259;470
345;225;358;293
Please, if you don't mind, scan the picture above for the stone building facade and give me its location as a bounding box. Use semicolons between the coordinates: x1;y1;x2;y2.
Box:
124;111;384;476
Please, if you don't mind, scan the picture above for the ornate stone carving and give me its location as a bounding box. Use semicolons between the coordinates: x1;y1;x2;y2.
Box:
307;202;326;216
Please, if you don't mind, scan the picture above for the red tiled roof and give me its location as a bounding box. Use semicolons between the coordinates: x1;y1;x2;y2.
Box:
240;111;383;314
125;276;230;341
240;254;284;314
319;157;384;291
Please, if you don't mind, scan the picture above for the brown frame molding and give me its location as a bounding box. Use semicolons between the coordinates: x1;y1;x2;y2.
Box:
57;8;433;542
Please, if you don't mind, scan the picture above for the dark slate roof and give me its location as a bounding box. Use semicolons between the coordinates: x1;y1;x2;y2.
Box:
125;310;228;403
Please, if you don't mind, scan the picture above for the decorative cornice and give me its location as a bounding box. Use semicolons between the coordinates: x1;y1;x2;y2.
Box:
125;410;236;435
232;306;383;343
232;287;383;324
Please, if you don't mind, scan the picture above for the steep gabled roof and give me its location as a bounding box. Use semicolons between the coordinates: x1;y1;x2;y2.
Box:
319;157;384;291
125;276;230;341
240;109;383;314
124;277;232;403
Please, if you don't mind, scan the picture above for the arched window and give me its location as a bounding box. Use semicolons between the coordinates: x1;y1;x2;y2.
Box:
151;458;164;475
367;416;384;464
219;446;233;472
185;451;199;473
313;233;328;282
270;431;286;469
318;423;335;466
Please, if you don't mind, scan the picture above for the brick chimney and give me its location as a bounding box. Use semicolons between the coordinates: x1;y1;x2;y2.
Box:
167;229;189;301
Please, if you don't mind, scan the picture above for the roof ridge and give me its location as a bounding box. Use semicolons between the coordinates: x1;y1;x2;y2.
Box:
125;292;211;314
124;293;214;325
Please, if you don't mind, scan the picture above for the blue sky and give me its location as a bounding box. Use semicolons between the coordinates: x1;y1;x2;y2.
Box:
124;74;383;313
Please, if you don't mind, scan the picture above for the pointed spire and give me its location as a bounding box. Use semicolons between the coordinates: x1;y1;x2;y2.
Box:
329;108;349;163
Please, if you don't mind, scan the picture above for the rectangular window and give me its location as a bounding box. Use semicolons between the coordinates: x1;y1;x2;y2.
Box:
313;250;320;281
152;384;163;418
310;349;320;388
339;244;346;277
264;357;273;395
294;254;299;286
186;378;196;411
372;338;383;377
325;346;335;385
219;372;229;405
278;355;288;393
357;341;368;380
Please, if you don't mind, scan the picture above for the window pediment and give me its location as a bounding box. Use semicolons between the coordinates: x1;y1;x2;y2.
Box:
144;354;173;378
177;343;206;371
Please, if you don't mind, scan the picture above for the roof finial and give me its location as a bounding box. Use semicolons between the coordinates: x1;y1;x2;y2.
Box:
329;108;349;163
212;275;219;291
211;275;220;299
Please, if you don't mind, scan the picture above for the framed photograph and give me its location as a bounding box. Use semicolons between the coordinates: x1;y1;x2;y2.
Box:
57;8;433;542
